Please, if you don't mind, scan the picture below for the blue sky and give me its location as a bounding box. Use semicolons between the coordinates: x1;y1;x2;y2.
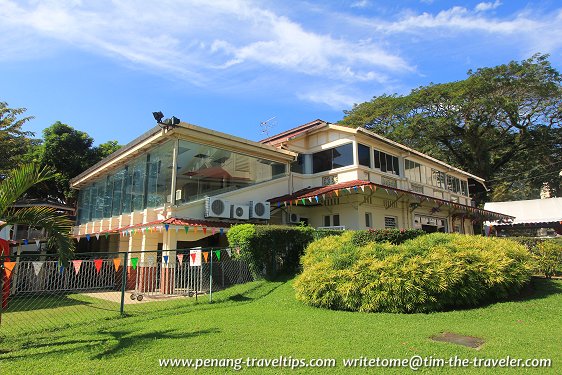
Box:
2;0;562;145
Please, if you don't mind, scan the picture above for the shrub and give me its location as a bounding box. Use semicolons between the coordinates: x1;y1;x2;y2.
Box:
227;224;314;279
294;233;534;313
351;228;426;247
533;240;562;278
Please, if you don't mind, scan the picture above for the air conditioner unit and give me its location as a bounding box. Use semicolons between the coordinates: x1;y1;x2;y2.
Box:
205;197;231;218
288;212;300;224
231;204;250;220
249;201;270;220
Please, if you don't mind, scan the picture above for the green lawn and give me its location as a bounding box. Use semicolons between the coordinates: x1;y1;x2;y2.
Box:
0;278;561;374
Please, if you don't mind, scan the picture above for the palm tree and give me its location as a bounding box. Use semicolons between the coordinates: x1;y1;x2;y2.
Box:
0;164;75;261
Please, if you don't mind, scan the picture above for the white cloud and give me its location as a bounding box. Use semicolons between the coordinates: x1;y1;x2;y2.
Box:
351;0;370;9
475;1;502;12
297;88;365;109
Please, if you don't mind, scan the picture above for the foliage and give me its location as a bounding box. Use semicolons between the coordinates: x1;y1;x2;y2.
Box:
531;241;562;278
227;224;314;279
351;228;426;246
0;101;34;175
312;228;345;240
26;122;121;205
339;54;562;203
0;164;75;261
294;233;533;313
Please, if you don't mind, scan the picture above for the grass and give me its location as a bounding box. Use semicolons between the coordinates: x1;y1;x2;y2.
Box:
0;277;561;374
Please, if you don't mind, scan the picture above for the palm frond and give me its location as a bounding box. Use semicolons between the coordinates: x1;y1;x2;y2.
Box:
4;206;75;262
0;163;55;216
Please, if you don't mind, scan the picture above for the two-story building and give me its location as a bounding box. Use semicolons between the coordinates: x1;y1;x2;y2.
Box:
70;119;512;253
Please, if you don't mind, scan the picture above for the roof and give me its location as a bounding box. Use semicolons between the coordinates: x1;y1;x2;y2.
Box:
261;119;485;182
484;198;562;225
269;179;513;221
71;121;296;188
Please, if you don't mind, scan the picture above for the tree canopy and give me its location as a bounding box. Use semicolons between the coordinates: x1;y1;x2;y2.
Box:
340;54;562;203
26;122;121;205
0;102;35;176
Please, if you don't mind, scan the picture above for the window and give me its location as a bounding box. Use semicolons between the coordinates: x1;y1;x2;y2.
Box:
333;214;340;226
446;175;461;194
384;216;397;228
365;212;372;228
312;143;353;173
374;150;400;175
324;215;330;227
358;143;371;167
291;154;304;174
461;180;469;196
431;169;446;189
405;159;424;183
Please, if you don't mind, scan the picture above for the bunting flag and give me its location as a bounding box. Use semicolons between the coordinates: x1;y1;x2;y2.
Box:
113;258;120;271
177;253;184;266
360;185;365;192
284;201;287;207
215;250;221;261
335;190;339;197
277;202;281;208
226;248;232;257
194;226;198;233
236;248;240;255
23;239;28;245
86;234;91;241
212;227;216;235
35;239;41;248
308;197;313;203
131;257;139;270
189;250;201;267
164;224;170;232
202;251;209;263
95;233;100;240
105;233;109;239
94;259;103;273
175;227;179;233
32;261;44;275
184;226;189;234
163;255;169;264
59;263;65;275
220;228;224;235
131;229;136;235
301;198;305;205
3;261;16;278
346;187;352;193
203;227;207;235
72;260;82;274
315;196;319;203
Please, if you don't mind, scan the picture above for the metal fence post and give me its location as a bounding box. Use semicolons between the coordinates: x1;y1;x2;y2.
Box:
120;251;128;316
0;262;4;326
209;249;213;303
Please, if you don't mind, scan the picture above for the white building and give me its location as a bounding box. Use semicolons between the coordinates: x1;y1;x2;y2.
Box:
71;119;512;253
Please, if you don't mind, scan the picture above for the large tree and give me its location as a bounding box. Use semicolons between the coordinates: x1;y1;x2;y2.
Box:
340;54;562;204
0;164;75;261
0;102;34;175
27;122;121;205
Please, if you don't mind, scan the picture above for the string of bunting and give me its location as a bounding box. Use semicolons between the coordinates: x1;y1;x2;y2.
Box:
274;182;510;222
2;248;237;278
75;223;229;241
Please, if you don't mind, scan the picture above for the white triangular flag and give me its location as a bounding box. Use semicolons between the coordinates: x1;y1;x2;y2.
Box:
226;248;232;257
35;239;40;249
32;261;44;276
96;233;100;240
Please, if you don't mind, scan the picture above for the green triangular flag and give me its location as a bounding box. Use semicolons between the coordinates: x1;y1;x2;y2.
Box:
214;250;221;261
184;226;189;233
105;233;109;239
131;257;139;270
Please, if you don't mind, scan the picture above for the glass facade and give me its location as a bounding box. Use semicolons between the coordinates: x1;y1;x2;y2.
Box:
77;139;287;223
358;143;371;167
174;140;286;204
374;149;400;175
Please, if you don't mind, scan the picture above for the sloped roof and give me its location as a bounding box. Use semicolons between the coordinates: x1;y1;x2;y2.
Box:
269;180;513;221
484;198;562;225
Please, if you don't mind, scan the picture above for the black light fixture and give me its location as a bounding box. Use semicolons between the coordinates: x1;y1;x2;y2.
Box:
153;111;180;130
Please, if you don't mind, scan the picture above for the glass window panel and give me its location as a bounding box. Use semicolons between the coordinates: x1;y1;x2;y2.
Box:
176;140;288;204
461;180;469;196
291;154;304;173
332;143;353;169
358;144;371;167
313;149;332;173
324;215;330;227
131;157;146;211
333;214;340;226
374;150;381;169
121;166;132;214
112;170;124;217
146;141;174;208
103;175;113;218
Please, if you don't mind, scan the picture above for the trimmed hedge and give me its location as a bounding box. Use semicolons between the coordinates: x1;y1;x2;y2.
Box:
533;241;562;278
227;224;314;279
294;233;533;313
351;228;426;246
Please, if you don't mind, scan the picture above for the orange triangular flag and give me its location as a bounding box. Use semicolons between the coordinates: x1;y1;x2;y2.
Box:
3;261;16;278
202;251;209;263
113;258;120;271
94;259;103;273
